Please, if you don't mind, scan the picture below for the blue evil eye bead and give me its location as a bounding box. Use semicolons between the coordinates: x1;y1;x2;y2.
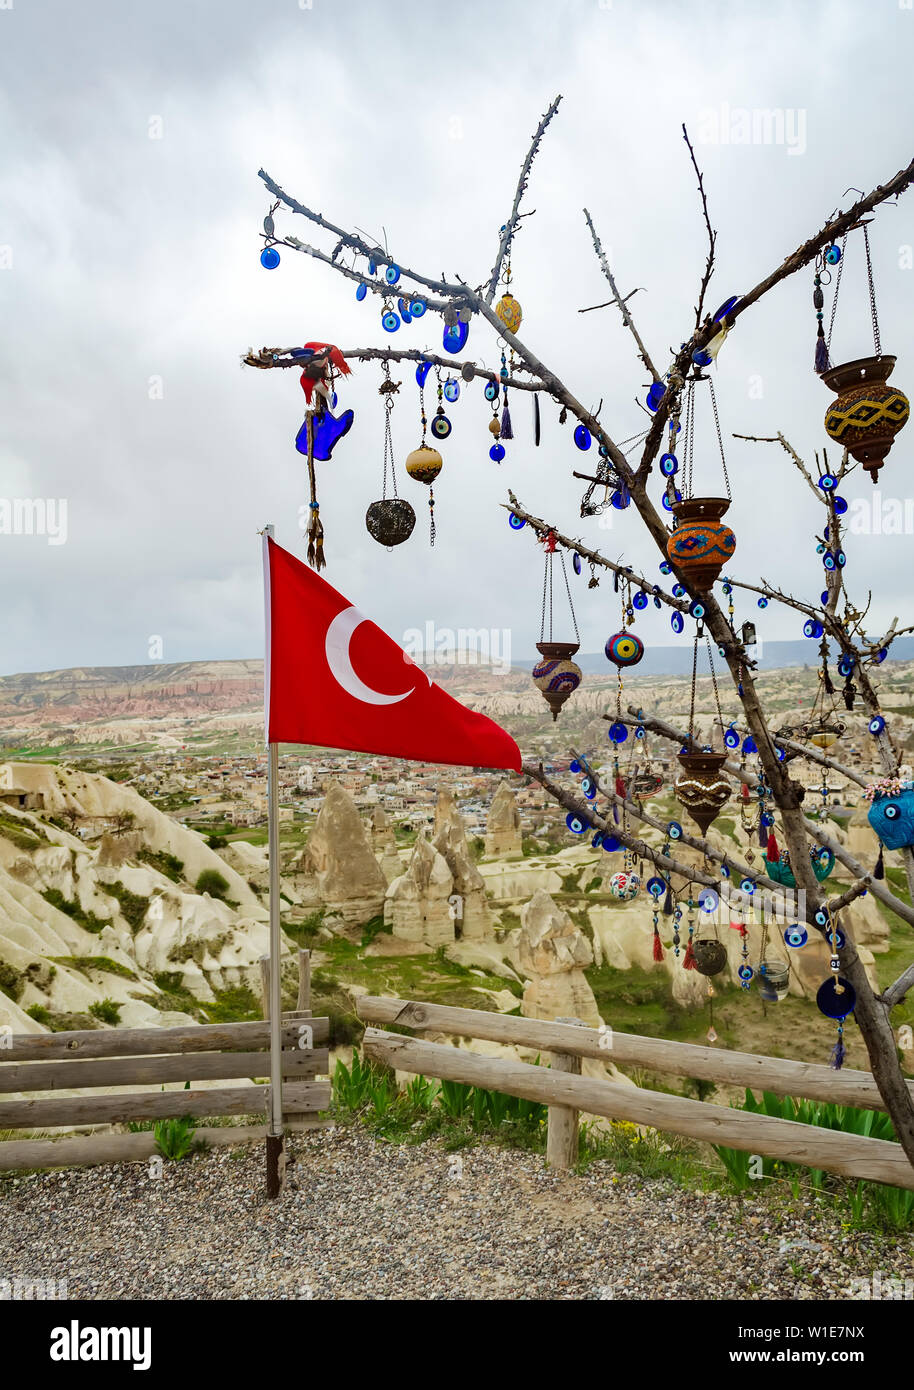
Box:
385;265;400;285
368;257;377;274
823;550;836;571
689;600;706;619
569;759;582;773
720;863;731;879
508;513;525;530
738;964;754;982
784;924;808;949
382;310;400;332
803;619;824;639
574;424;592;451
724;728;740;749
721;580;733;595
661;490;683;511
660;453;678;476
667;821;683;841
761;811;774;827
260;246;280;269
591;832;604;848
602;835;622;852
608;721;628;744
611;489;631;510
659;561;672;575
355;282;368;301
824;244;841;265
572;552;583;576
869;715;886;735
443;378;460;403
831;926;847;950
884;802;902;822
757;597;768;609
484;381;499;403
646;382;666;411
581;776;597;800
416;360;433;387
742;736;757;755
565;813;588;834
836;550;847;568
431;414;452;439
653;597;662;608
833;495;848;515
875;647;888;663
647;877;666;898
490;443;506;462
818;473;837;491
671;612;685;635
397;297;412;323
443;319;469;353
837;653;855;678
817;976;855;1020
814;907;830;928
410;298;427;317
635;725;646;739
672;584;686;598
633;591;648;610
713;296;740;323
692;348;713;367
740;878;756;895
698;889;719;913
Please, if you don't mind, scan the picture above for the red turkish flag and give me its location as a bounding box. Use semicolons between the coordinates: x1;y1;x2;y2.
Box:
263;536;521;771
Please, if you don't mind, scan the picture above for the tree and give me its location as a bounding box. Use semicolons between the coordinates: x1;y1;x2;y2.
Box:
109;810;136;838
195;868;229;900
241;98;914;1167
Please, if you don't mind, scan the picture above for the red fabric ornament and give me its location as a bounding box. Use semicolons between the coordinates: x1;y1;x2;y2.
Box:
682;938;697;970
766;831;780;862
652;928;665;962
615;776;627;799
299;343;351;403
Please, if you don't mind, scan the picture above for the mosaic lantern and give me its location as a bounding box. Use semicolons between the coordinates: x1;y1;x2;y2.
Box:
866;779;914;851
365;498;416;547
822;356;909;483
666;497;736;592
692;938;728;977
674;749;730;835
532;641;582;722
495;293;523;334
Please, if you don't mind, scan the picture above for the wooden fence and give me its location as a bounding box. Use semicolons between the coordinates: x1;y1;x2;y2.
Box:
0;949;330;1172
357;996;914;1190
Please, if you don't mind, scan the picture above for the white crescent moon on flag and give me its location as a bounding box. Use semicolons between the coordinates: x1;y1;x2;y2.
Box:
325;605;427;705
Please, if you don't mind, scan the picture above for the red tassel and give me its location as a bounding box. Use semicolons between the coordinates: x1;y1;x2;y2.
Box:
615;776;627;799
653;929;665;962
682;939;697;970
740;782;750;803
766;831;779;862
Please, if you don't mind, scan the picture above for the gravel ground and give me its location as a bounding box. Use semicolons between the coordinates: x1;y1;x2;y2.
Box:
1;1126;912;1300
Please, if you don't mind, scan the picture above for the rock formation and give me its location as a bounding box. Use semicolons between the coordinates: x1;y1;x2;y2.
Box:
432;791;493;940
484;782;522;858
386;833;455;946
516;889;601;1026
370;806;403;884
297;781;387;926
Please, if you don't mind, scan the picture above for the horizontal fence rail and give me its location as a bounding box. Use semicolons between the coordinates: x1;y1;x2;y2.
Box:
1;1017;328;1063
362;1027;914;1191
357;995;908;1114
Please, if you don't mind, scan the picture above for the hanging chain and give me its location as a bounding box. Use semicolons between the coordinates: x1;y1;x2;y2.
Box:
688;632;700;746
707;378;731;501
863;224;882;357
682;380;695;499
826;233;848;354
540;550;550;643
380;366;399;501
559;550;580;642
705;635;725;732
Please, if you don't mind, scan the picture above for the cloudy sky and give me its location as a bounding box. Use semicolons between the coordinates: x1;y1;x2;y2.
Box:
1;0;913;678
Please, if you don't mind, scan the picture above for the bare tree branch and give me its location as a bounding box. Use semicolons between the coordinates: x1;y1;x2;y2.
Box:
582;208;661;381
681;123;717;326
483;95;563;304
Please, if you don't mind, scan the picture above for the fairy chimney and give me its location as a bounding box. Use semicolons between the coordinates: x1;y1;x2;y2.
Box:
297;781;387;925
370;805;403;883
432;791;493;940
516;889;600;1026
386;833;455;946
484;781;522;858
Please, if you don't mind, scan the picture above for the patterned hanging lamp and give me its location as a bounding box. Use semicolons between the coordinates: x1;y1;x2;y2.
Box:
673;630;731;835
665;378;736;592
531;531;582;721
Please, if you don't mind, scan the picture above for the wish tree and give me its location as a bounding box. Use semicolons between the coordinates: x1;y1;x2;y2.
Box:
241;97;914;1167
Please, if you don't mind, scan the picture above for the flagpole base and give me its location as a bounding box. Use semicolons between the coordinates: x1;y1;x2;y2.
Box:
265;1134;285;1199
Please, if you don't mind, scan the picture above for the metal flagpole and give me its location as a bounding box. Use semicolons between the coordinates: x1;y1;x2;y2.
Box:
263;524;284;1197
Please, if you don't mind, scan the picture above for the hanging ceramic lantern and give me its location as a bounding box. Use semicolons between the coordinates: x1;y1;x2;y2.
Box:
605;631;645;668
365;498;415;547
496;293;523;334
405;445;443;485
822;356;909;482
674;749;730;834
532;642;582;722
692;938;727;976
608;870;640;901
666;498;736;591
865;777;914;850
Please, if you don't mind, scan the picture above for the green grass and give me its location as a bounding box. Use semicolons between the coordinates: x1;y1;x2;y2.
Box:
0;813;46;850
201;984;262;1023
50;955;138;981
137;848;185;883
98;880;150;931
40;889;110;934
88;997;122;1025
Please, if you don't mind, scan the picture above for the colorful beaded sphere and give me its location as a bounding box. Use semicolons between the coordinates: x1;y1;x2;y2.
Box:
608;871;641;901
605;631;645;667
405;446;443;485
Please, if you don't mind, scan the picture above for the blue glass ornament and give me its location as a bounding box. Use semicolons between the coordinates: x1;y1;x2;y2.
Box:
757;597;768;609
720;864;731;879
804;619;824;639
608;721;628;744
671;612;685;634
602;836;622;853
824;244;841;265
814;908;830;927
647;877;666;898
817;473;837;491
611;488;631;510
410;299;427;317
742;736;757;755
823;550;836;570
508;513;525;531
260;246;281;270
661;490;682;511
573;553;583;576
591;832;604;849
689;600;706;619
691;348;713;367
713;296;740;322
368;257;377;274
876;647;888;663
836;550;847;568
490;444;506;462
355;283;368;302
660;453;678;476
574;424;592;451
672;584;686;598
698;889;719;912
385;265;400;285
831;926;846;951
633;591;648;610
443;378;460;403
817;977;855;1019
740;878;756;895
382;310;400;333
295;407;354;462
724;728;740;749
565;813;588;834
484;381;499;402
784;924;808;948
659;561;672;575
398;297;412;323
821;590;830;606
570;759;582;773
667;821;683;840
635;725;646;739
653;597;662;609
431;414;452;440
646;382;666;412
415;360;433;387
738;964;754;982
443;320;469;353
837;653;855;678
833;495;848;515
581;776;596;800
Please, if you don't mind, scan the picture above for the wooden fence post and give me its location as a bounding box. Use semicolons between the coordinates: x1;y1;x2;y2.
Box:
260;955;271;1020
546;1016;584;1171
297;949;312;1014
